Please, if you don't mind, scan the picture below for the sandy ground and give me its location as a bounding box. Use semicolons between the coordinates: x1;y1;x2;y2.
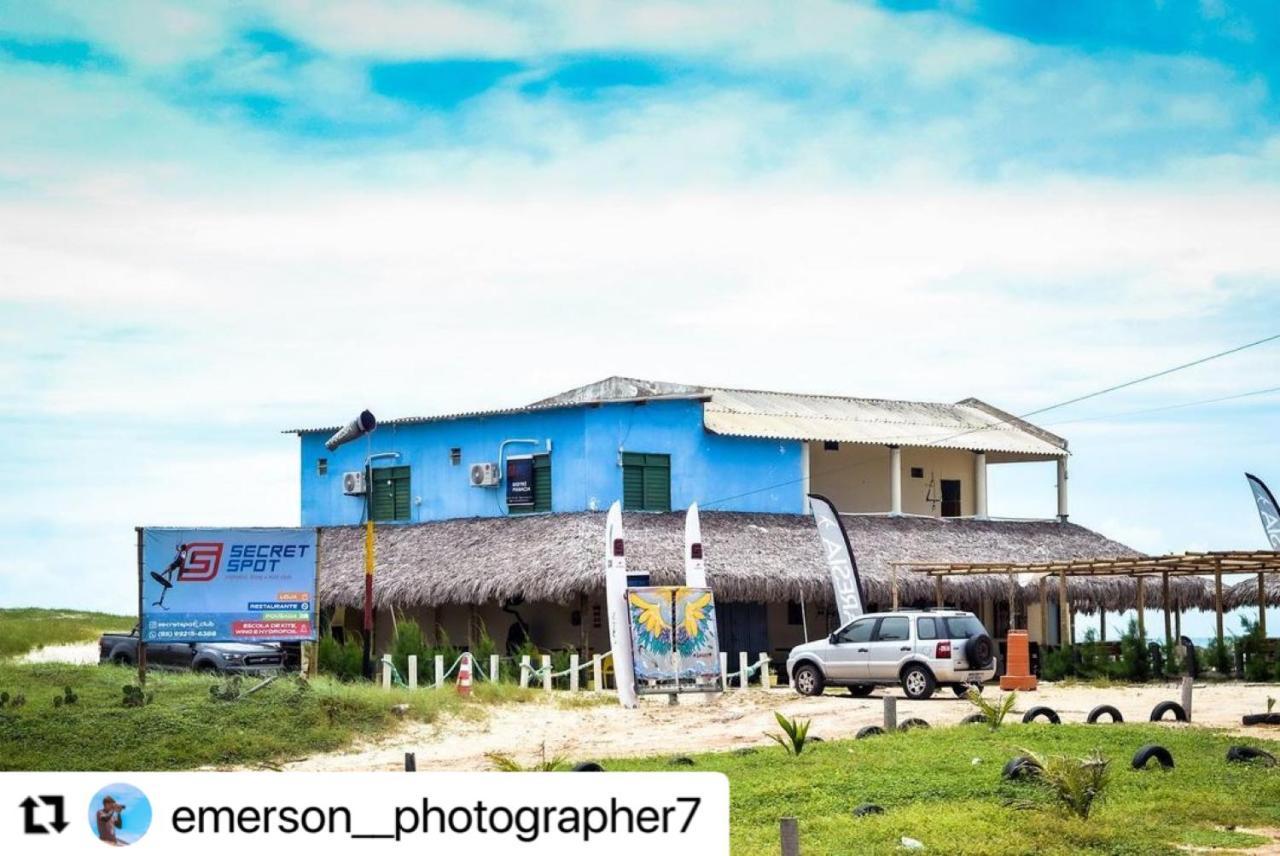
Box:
275;681;1280;772
18;641;99;665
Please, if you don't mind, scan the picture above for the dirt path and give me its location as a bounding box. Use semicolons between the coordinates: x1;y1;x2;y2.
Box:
275;681;1280;772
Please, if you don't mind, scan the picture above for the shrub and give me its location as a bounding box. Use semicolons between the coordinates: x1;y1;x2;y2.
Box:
1041;646;1075;681
1238;618;1270;682
1116;619;1150;683
1023;748;1110;819
1207;637;1233;677
966;688;1017;729
1077;630;1105;678
317;634;364;681
390;619;430;683
121;685;151;708
486;742;567;771
428;629;461;685
471;622;498;680
767;711;813;755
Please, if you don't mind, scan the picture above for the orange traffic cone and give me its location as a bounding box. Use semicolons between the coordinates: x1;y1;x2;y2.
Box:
1000;630;1038;691
456;653;472;697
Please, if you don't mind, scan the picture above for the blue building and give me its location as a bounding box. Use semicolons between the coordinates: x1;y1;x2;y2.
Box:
291;377;1161;665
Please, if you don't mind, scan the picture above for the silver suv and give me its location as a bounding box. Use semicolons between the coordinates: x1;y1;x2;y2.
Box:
786;610;998;700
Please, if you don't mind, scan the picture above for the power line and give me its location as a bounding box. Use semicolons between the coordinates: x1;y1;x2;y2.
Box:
1020;332;1280;419
702;331;1280;508
1043;384;1280;426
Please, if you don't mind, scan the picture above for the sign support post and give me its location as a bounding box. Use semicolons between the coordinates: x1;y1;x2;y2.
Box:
136;526;146;687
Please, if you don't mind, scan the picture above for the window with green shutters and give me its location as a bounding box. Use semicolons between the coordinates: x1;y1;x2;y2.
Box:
510;454;553;514
370;465;411;521
622;452;671;512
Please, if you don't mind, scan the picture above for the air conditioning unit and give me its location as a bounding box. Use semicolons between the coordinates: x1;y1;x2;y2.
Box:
342;471;367;495
470;462;500;487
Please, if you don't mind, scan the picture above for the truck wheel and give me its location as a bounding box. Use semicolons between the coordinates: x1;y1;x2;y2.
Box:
792;663;825;697
900;664;936;700
847;684;875;698
194;662;220;675
111;653;132;666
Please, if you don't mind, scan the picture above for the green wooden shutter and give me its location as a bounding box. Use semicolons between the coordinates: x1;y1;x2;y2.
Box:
622;452;669;511
533;454;552;512
371;466;411;521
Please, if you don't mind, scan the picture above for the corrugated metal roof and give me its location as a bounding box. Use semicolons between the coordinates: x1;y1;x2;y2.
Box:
284;377;1068;457
702;388;1066;457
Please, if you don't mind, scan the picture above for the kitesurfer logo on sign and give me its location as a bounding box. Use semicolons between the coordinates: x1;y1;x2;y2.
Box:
177;543;224;582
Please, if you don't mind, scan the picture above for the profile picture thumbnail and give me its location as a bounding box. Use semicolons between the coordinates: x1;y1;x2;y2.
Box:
87;783;152;846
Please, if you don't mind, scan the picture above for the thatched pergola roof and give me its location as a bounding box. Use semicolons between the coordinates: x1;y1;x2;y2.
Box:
317;512;1163;612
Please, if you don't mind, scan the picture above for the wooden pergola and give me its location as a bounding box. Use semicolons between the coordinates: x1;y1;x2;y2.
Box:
895;550;1280;648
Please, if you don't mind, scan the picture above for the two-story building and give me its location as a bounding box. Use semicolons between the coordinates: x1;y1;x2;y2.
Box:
289;377;1203;665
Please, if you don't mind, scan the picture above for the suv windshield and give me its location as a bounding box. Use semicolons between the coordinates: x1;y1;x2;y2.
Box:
944;616;985;639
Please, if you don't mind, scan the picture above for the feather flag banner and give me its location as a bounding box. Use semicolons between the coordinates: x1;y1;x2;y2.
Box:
1246;473;1280;549
627;586;721;694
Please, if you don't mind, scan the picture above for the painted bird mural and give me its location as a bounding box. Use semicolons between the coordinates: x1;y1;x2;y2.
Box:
628;587;717;657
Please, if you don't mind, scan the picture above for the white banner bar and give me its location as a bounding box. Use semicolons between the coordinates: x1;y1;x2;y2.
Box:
0;772;728;855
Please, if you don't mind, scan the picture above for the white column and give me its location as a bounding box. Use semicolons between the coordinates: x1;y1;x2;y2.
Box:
973;451;988;518
889;445;902;514
800;442;812;513
408;655;418;690
1056;457;1069;521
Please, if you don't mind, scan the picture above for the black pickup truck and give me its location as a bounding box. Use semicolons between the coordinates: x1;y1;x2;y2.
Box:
98;629;286;674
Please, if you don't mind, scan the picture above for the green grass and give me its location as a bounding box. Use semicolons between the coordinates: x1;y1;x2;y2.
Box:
0;661;539;771
610;723;1280;855
0;607;134;658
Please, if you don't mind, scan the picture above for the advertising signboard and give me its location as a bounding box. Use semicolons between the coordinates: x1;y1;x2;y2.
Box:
626;586;721;695
506;455;534;508
141;527;317;643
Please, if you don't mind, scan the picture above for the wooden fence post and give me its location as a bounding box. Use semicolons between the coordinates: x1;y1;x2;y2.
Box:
738;652;749;692
883;696;897;731
490;654;500;684
570;654;580;692
542;655;553;692
520;655;531;689
408;655;418;690
1181;676;1193;723
592;654;603;692
381;656;391;690
780;817;800;856
719;652;729;692
757;653;770;688
434;655;445;690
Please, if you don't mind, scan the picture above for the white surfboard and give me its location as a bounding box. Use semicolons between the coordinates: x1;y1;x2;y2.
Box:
684;502;707;587
604;501;637;708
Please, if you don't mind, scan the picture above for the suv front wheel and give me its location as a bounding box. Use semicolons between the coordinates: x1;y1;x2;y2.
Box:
900;664;936;700
792;662;825;697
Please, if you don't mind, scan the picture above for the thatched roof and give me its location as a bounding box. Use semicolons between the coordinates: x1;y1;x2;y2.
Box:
317;512;1202;612
1226;574;1280;610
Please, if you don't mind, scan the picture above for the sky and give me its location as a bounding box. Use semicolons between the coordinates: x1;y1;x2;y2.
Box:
1;1;1278;637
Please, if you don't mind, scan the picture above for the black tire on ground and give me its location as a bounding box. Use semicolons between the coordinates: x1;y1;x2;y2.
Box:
1002;755;1043;780
961;713;989;725
732;747;758;756
1226;746;1277;766
793;663;825;697
855;726;885;740
898;718;930;731
1149;701;1188;722
1086;704;1124;724
1242;714;1269;726
1132;744;1175;770
847;684;875;698
965;635;996;670
852;804;885;817
900;664;936;701
808;736;824;743
1022;706;1061;725
572;762;605;772
668;756;695;766
952;682;984;698
1268;713;1280;726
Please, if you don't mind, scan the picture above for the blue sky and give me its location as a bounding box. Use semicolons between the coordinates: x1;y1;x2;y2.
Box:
1;1;1278;638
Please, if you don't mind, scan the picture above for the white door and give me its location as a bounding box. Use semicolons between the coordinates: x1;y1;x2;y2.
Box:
825;617;876;680
865;615;912;680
